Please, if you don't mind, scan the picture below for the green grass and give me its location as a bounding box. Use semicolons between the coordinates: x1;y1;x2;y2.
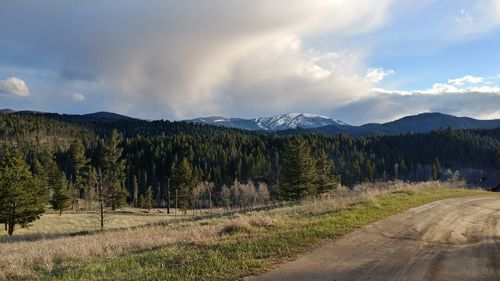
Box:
34;188;488;281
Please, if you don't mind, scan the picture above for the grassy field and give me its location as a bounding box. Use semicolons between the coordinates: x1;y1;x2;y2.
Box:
0;208;187;239
0;209;186;240
0;181;492;281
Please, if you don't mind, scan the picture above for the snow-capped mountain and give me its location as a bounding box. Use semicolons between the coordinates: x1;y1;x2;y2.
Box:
186;113;347;131
254;113;346;130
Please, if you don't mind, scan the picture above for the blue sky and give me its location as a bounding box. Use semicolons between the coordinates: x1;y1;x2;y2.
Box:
0;0;499;124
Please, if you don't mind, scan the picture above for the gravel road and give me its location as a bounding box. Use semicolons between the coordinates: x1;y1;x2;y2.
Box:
246;195;500;281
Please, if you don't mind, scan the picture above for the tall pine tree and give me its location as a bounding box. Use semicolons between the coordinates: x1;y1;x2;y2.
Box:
0;151;46;236
315;151;339;194
278;138;318;200
46;156;72;215
171;158;195;211
432;158;442;180
69;139;89;211
144;185;153;210
101;130;128;210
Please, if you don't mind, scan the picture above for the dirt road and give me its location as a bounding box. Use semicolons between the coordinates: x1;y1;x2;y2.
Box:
246;195;500;281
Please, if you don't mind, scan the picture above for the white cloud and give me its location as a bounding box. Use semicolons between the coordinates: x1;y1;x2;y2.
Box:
71;93;86;102
379;84;500;95
376;74;500;96
448;75;484;86
455;8;473;24
0;77;30;96
365;68;394;83
371;87;411;95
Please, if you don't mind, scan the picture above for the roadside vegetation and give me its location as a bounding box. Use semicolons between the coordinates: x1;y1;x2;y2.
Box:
0;181;489;280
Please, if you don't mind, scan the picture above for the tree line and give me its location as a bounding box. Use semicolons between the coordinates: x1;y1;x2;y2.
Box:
0;128;337;236
1;113;499;235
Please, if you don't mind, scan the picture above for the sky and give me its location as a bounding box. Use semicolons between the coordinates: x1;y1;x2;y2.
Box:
1;0;500;125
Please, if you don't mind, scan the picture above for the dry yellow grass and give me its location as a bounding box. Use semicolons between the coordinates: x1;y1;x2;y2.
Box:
0;181;481;280
0;208;189;239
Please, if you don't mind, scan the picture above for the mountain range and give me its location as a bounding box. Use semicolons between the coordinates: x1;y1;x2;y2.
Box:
187;112;500;136
2;109;500;137
186;113;346;131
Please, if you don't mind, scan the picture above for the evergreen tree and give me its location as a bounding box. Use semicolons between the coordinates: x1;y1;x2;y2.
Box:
32;157;50;202
316;151;339;194
51;179;72;215
171;158;195;211
0;151;46;236
144;185;153;210
101;130;128;210
364;159;375;182
46;156;72;215
69;139;89;211
278;138;318;200
432;158;442;180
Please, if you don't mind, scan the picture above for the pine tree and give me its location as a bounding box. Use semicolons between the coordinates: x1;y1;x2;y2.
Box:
46;156;72;215
51;179;72;215
69;139;89;211
364;159;375;182
315;151;339;194
0;151;46;236
278;138;318;200
101;130;127;210
171;158;195;211
432;158;442;180
32;157;50;202
144;185;153;210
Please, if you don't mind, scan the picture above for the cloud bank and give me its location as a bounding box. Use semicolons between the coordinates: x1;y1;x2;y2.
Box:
0;0;393;118
1;0;500;124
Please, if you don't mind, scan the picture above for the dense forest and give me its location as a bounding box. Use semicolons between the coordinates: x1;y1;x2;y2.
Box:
1;112;499;218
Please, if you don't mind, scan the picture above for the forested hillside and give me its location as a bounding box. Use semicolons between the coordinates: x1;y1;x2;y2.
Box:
1;112;499;207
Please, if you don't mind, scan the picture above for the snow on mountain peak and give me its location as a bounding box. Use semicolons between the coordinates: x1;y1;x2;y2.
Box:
255;113;346;130
187;113;347;131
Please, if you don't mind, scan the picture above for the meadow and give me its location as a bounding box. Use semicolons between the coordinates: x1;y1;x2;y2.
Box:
0;209;183;240
0;181;491;280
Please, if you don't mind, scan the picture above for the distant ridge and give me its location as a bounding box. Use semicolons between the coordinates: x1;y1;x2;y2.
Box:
282;112;500;136
2;109;499;136
0;109;16;114
81;111;133;121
